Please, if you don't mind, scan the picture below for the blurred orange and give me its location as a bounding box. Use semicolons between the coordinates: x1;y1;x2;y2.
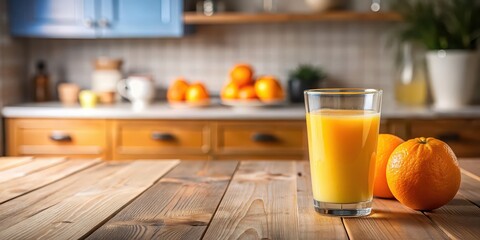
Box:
230;64;254;87
185;82;209;102
238;85;258;100
221;82;240;100
167;78;189;102
254;76;284;101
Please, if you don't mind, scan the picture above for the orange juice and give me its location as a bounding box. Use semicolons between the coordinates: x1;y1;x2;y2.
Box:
306;109;380;203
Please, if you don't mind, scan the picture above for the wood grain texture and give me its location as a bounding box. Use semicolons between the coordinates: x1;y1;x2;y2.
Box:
424;196;480;240
0;158;65;183
296;161;348;239
203;161;299;239
0;157;33;171
343;198;449;240
0;161;144;230
458;171;480;207
0;159;100;203
87;160;238;240
459;159;480;178
0;160;179;240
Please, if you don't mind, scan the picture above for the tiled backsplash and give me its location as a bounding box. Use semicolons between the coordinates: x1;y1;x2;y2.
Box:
26;22;396;99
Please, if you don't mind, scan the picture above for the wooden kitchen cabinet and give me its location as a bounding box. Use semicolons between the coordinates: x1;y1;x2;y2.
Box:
6;118;109;159
111;120;211;160
214;121;307;160
409;119;480;158
5;118;479;160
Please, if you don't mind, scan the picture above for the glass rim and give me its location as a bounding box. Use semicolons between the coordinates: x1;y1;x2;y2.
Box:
304;88;382;95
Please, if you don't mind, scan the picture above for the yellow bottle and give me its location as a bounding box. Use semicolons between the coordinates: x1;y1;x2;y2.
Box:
395;43;428;105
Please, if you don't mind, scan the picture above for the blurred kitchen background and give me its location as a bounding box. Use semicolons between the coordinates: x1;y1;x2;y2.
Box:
0;0;479;159
1;0;399;102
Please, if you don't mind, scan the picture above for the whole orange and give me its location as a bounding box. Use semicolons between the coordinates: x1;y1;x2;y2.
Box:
386;137;461;211
185;82;209;102
167;78;189;102
221;82;240;100
373;134;404;199
238;85;258;100
254;76;284;101
230;64;254;87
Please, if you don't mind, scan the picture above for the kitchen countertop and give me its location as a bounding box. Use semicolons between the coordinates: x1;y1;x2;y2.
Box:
2;101;480;120
0;157;478;239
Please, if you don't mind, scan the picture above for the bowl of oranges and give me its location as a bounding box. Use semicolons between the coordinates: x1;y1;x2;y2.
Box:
221;64;286;108
167;78;210;108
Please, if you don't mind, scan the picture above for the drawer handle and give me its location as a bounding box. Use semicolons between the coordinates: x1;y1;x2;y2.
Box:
436;133;461;142
49;132;72;142
252;133;277;142
151;132;175;141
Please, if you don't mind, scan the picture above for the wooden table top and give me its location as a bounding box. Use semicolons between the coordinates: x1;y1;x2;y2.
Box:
0;157;478;239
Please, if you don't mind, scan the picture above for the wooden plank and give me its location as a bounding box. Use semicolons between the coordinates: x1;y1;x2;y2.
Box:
0;161;145;230
0;160;179;240
423;195;480;240
0;159;101;203
458;171;480;207
203;161;299;239
343;198;450;240
0;157;33;171
0;158;65;183
87;160;238;240
459;159;480;179
296;161;348;239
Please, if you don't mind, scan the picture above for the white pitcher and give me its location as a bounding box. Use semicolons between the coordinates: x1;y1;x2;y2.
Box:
117;76;155;110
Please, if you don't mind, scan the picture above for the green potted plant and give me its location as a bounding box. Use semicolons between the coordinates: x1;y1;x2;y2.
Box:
288;64;326;103
390;0;480;109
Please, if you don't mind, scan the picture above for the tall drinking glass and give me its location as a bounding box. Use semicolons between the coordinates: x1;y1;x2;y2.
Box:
304;89;382;217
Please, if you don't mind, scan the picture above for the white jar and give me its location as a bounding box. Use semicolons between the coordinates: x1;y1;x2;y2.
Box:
91;58;123;103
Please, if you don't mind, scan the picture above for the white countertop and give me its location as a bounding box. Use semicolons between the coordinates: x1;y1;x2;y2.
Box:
3;101;480;120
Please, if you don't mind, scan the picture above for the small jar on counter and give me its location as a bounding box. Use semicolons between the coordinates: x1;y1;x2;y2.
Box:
92;58;123;104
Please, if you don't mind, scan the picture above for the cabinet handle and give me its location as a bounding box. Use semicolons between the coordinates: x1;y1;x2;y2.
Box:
98;18;109;28
84;18;96;28
251;133;277;142
151;132;175;141
49;132;72;142
436;133;461;142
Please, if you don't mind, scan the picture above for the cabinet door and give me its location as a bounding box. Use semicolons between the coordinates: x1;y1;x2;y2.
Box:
8;0;97;38
98;0;183;37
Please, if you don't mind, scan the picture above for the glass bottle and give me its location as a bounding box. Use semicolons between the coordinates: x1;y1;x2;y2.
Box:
394;42;428;105
33;60;50;102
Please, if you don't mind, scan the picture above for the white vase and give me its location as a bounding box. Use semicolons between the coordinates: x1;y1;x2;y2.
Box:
426;50;478;109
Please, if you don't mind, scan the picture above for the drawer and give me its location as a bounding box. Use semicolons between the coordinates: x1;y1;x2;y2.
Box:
7;119;107;158
409;119;480;157
215;121;306;156
112;120;211;159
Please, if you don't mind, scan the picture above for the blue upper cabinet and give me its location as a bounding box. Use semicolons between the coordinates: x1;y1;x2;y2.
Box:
8;0;97;38
7;0;184;38
99;0;183;38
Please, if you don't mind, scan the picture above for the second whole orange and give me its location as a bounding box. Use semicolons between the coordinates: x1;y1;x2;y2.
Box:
386;137;461;211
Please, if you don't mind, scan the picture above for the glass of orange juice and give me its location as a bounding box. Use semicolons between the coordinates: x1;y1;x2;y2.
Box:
304;88;382;217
